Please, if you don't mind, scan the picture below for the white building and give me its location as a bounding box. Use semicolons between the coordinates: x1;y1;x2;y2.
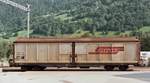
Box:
140;51;150;66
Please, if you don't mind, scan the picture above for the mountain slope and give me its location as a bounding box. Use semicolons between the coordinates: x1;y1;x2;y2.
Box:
0;0;150;37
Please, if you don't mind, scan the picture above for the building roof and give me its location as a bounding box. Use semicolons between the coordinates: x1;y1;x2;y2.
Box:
14;37;140;43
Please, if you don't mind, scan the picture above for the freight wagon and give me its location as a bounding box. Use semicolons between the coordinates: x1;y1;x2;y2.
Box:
10;37;140;71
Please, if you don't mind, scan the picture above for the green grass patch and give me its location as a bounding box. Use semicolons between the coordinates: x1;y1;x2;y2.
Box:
55;14;73;21
139;26;150;32
17;30;33;37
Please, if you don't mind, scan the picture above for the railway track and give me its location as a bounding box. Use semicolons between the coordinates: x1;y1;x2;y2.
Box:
2;67;135;72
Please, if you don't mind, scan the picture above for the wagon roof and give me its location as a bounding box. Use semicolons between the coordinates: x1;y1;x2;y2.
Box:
14;37;139;43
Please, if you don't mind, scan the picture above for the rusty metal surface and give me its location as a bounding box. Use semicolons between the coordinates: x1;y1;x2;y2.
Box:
75;42;138;63
13;37;140;66
14;43;139;64
14;37;139;43
15;43;71;63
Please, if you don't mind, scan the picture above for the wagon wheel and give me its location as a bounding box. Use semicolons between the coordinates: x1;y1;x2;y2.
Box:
104;65;114;71
119;65;128;71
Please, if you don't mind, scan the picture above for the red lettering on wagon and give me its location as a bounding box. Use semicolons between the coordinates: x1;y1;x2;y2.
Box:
89;46;124;54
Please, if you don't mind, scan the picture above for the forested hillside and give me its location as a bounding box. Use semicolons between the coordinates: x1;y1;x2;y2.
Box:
1;0;150;59
0;0;150;37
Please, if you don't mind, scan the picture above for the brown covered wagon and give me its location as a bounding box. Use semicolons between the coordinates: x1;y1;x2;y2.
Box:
10;37;140;71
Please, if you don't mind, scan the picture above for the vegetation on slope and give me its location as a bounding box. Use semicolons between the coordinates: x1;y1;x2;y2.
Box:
0;0;150;59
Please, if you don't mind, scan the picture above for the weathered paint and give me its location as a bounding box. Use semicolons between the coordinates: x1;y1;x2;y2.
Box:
13;37;140;66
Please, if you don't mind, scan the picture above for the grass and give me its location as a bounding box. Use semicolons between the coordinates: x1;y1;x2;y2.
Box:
139;26;150;32
55;14;73;21
95;26;150;37
0;30;33;42
17;30;33;37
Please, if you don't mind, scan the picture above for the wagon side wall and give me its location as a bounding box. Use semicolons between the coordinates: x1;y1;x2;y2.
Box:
75;42;139;64
14;43;72;64
13;41;140;66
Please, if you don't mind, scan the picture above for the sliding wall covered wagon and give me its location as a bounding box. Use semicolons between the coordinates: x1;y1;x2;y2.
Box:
10;37;140;70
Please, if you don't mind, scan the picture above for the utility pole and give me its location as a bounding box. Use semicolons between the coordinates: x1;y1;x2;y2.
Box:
0;0;31;38
27;4;30;38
